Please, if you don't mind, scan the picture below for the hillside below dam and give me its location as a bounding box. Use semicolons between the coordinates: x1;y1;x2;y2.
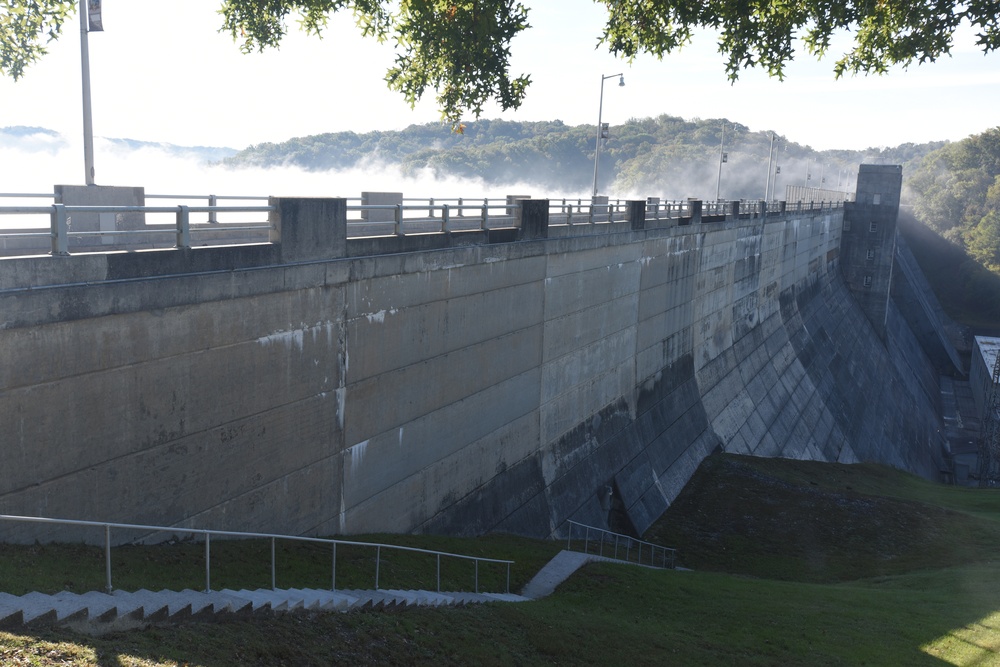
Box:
0;165;957;543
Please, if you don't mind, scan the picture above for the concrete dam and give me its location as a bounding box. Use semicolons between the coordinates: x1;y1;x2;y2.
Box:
0;165;952;543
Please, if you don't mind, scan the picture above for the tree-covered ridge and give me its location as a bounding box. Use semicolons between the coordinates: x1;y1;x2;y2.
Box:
904;128;1000;325
224;115;942;200
909;129;1000;269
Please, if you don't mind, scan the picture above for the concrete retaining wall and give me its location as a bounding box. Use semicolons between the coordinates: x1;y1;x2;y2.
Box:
0;197;946;543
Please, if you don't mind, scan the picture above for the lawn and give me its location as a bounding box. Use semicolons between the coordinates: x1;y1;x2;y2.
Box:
4;453;1000;666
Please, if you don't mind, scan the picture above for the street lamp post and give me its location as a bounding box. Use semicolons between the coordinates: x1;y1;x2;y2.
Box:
80;0;95;185
764;132;775;201
716;122;727;201
592;73;624;198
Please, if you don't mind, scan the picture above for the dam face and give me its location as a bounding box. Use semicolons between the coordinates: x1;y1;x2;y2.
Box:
0;177;946;542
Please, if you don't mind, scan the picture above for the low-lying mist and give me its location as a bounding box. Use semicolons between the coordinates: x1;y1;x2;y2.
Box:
0;132;591;204
1;128;866;226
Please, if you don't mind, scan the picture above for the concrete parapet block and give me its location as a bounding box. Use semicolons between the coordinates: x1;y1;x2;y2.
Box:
270;197;347;263
54;184;146;232
517;199;549;239
591;195;610;222
361;191;402;222
628;200;646;230
507;194;532;215
689;199;702;224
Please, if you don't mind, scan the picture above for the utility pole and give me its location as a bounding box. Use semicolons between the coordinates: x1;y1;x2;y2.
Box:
716;122;727;201
592;73;624;198
764;132;775;201
79;0;96;185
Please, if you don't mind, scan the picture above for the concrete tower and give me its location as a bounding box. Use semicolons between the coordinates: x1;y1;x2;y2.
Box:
840;164;903;339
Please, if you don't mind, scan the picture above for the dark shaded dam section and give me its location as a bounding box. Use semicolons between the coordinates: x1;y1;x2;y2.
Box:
0;196;946;543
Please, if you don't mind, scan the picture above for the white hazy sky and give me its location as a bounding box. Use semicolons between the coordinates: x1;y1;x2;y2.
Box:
1;2;999;196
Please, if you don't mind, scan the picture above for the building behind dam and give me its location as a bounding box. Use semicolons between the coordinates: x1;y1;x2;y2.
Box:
0;165;964;543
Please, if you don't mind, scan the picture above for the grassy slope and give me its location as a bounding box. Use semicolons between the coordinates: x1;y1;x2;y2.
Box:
7;454;1000;665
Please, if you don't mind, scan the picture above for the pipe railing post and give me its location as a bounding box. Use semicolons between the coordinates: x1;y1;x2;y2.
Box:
457;197;464;217
204;533;211;593
375;545;381;589
271;538;276;590
51;204;69;256
480;201;488;230
176;205;191;249
394;204;404;236
436;554;441;592
105;524;112;592
208;194;218;223
442;204;450;233
332;542;337;591
506;563;511;594
475;560;479;594
428;197;435;218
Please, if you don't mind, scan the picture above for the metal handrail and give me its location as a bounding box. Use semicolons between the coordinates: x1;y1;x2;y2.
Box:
564;520;676;569
547;198;632;226
346;202;518;235
0;514;513;596
0;203;275;255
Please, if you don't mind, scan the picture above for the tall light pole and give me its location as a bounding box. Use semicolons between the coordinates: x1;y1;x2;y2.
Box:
79;0;96;185
764;132;775;201
716;122;727;201
592;73;624;198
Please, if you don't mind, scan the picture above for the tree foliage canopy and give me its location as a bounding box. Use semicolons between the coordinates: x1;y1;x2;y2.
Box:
602;0;1000;82
909;128;1000;273
225;114;940;200
4;0;999;124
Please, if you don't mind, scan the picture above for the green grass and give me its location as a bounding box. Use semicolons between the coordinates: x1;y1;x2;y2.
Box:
8;453;1000;665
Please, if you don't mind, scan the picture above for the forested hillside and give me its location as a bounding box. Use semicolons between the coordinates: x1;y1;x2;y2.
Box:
225;114;1000;328
905;128;1000;328
224;115;941;201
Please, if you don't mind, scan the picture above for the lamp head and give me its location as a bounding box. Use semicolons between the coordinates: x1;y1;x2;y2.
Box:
618;75;625;87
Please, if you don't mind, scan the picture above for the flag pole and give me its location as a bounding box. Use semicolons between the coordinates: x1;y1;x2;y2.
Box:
80;0;95;185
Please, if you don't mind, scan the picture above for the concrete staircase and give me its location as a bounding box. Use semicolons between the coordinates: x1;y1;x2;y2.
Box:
0;586;531;630
0;549;649;631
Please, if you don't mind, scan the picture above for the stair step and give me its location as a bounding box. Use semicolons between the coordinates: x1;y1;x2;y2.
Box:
0;583;529;629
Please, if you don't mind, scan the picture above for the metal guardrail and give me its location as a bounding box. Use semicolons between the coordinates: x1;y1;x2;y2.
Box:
549;198;631;225
0;514;513;595
0;192;846;256
346;202;518;236
0;204;274;255
565;520;676;569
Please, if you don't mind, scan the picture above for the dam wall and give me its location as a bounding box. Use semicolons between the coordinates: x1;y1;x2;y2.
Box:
0;194;947;543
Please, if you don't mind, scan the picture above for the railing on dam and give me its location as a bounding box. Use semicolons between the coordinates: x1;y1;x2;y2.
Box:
0;191;845;257
0;514;514;595
564;520;676;569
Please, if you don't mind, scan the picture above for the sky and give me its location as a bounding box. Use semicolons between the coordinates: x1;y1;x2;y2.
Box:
1;1;999;197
